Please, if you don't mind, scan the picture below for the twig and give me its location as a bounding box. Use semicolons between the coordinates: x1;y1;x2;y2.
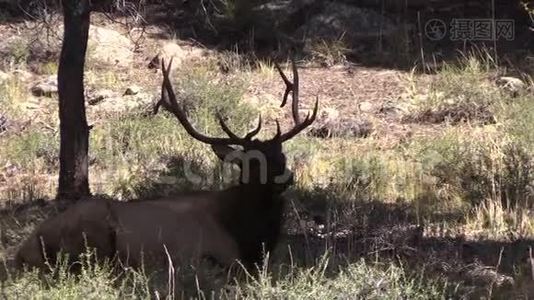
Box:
488;246;504;298
529;246;534;281
416;11;426;72
163;245;176;299
491;0;498;65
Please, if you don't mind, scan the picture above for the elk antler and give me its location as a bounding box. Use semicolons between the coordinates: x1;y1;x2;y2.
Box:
274;59;318;142
155;59;261;146
279;96;318;142
274;60;300;124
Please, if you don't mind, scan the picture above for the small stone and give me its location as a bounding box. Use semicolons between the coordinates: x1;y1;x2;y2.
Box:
87;26;133;67
0;70;9;82
30;75;58;97
123;85;141;96
148;42;206;70
309;116;373;139
359;101;374;113
496;76;527;96
148;42;186;70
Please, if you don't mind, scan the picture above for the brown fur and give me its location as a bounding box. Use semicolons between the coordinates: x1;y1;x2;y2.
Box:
15;199;115;269
15;198;240;271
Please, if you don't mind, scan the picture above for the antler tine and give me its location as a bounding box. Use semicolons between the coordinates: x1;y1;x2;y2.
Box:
280;96;318;142
158;59;244;145
273;120;282;140
218;112;262;141
290;59;300;125
153;58;174;114
275;59;301;125
244;115;262;140
153;91;163;114
217;113;241;140
274;62;292;108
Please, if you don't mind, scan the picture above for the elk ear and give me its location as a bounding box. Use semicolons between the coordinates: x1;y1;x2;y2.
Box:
211;145;244;166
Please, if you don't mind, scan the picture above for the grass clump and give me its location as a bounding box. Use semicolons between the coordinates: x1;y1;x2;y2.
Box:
466;199;534;238
0;76;30;119
402;125;534;235
0;130;58;201
2;251;150;299
498;94;534;148
406;55;501;124
174;65;256;136
1;249;446;299
0;131;57;169
2;38;31;67
90;113;224;199
308;37;350;67
231;259;445;299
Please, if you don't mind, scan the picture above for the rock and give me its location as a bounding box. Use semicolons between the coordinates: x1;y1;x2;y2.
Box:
148;42;206;70
91;92;154;113
123;85;141;96
309;107;373;138
465;264;514;287
87;89;116;105
148;42;185;70
30;75;58;97
379;99;412;117
496;76;527;97
0;70;9;82
359;101;374;113
87;26;133;67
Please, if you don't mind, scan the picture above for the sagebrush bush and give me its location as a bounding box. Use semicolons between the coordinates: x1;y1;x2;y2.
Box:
0;76;29;119
407;56;501;124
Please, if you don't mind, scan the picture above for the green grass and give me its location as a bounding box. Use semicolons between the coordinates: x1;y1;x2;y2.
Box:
406;55;501;124
3;38;31;66
2;251;150;299
229;258;445;299
0;76;29;118
1;250;446;299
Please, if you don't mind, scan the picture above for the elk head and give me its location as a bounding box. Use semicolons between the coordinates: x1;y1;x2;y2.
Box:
155;59;318;192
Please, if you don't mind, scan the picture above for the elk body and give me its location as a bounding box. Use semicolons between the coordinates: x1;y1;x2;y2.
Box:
16;60;318;274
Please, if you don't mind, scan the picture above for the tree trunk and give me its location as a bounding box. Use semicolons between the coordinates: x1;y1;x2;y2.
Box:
57;0;91;200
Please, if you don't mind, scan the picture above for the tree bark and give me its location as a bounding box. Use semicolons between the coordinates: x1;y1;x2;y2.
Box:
57;0;91;200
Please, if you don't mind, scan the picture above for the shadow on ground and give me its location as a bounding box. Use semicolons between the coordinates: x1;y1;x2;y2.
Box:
2;175;534;297
281;186;534;298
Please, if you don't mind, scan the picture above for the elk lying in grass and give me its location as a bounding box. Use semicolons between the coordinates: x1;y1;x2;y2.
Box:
16;59;318;274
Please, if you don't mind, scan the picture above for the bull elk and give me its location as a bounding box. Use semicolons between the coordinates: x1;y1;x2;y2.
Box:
16;59;318;275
